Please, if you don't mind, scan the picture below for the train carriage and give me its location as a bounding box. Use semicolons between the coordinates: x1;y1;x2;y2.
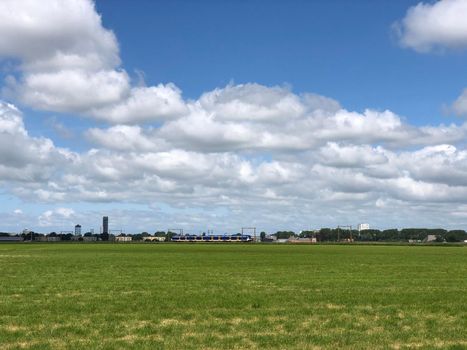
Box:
171;234;252;242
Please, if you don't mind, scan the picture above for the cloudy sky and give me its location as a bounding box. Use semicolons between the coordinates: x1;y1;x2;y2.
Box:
2;0;467;234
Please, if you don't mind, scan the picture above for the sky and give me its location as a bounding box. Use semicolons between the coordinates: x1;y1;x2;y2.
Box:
2;0;467;234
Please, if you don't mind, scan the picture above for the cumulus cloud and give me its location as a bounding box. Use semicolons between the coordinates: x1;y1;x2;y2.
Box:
158;90;467;153
395;0;467;52
87;84;188;123
0;0;186;123
6;69;130;113
5;78;467;230
0;101;73;182
198;83;307;122
38;207;76;227
0;0;119;70
86;125;167;152
317;143;388;168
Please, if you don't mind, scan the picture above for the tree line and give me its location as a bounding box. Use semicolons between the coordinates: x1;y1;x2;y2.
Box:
2;228;467;243
267;228;467;242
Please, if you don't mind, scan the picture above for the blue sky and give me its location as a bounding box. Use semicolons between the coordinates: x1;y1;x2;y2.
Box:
2;0;467;234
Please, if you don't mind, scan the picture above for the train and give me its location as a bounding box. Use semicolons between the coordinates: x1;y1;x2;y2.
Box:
171;234;253;243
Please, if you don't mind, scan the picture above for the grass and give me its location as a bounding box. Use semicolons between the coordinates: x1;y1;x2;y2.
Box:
0;243;466;349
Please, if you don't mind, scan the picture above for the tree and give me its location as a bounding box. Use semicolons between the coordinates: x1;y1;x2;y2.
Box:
400;228;428;241
273;231;295;239
381;229;399;241
166;231;177;241
260;231;266;241
299;231;315;238
100;232;110;241
317;228;331;241
132;233;143;241
357;229;380;241
59;233;72;241
445;230;467;242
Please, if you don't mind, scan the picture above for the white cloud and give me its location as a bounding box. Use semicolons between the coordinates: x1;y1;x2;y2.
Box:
317;143;388;168
6;69;130;113
5;85;467;231
0;0;186;123
87;84;188;123
0;101;74;182
86;125;166;152
395;0;467;52
38;207;76;227
0;0;119;70
198;83;307;122
0;102;26;135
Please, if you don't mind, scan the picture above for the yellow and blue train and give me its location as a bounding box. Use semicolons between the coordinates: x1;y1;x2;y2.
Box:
171;234;252;242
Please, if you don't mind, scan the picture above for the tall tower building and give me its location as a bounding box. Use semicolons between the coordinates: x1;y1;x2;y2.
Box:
74;224;82;236
103;216;109;234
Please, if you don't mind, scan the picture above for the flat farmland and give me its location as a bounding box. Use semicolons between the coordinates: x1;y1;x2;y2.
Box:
0;243;466;349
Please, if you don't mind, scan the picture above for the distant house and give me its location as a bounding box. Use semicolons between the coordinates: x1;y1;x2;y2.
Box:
47;236;61;242
83;236;97;242
423;235;437;243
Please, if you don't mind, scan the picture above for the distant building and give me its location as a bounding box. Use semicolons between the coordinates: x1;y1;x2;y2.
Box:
0;236;23;242
423;235;437;243
74;224;81;236
358;223;370;231
288;237;317;243
115;236;132;242
103;216;108;234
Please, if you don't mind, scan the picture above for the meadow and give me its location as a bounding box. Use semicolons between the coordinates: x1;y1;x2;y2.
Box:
0;243;466;349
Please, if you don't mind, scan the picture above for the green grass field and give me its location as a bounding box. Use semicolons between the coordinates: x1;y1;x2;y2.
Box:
0;243;466;349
